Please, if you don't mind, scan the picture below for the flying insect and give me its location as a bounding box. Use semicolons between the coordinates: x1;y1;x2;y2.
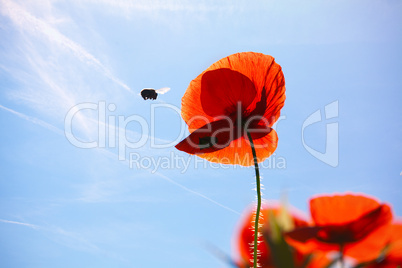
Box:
140;87;170;100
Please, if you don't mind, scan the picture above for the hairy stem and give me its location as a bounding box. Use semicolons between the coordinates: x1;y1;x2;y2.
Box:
246;130;261;268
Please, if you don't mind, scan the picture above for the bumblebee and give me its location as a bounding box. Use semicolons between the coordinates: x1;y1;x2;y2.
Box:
140;87;170;101
141;88;158;100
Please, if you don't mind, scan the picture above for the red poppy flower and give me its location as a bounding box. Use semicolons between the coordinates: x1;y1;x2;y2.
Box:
175;52;286;166
365;222;402;267
235;204;309;268
285;194;393;263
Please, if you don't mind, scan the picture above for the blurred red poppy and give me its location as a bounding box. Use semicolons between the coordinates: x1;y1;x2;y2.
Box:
285;194;393;263
235;204;309;268
365;222;402;268
175;52;286;166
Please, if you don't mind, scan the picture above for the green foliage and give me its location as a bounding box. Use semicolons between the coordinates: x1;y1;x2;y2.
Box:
263;208;296;268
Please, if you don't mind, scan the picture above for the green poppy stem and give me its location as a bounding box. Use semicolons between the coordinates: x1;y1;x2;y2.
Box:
246;130;261;268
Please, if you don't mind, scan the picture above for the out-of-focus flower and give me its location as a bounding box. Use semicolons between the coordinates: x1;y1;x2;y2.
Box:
234;204;309;268
364;222;402;268
285;193;393;263
175;52;286;166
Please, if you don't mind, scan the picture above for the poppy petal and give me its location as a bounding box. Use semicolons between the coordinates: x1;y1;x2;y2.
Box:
223;52;286;124
285;226;322;243
285;236;340;255
310;194;382;225
347;204;393;241
182;128;278;166
287;194;394;260
263;73;286;126
310;204;393;244
386;222;402;262
248;63;286;126
344;221;393;262
200;68;257;118
181;52;286;131
175;118;238;154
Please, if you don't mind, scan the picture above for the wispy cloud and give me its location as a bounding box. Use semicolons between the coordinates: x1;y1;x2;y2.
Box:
0;0;137;141
47;226;103;254
0;101;172;159
81;147;241;215
0;218;40;229
155;172;241;215
0;104;64;135
0;104;237;215
81;0;234;13
0;0;239;214
0;0;132;94
0;218;119;257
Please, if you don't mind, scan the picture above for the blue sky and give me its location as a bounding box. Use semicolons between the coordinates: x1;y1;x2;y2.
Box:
0;0;401;267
